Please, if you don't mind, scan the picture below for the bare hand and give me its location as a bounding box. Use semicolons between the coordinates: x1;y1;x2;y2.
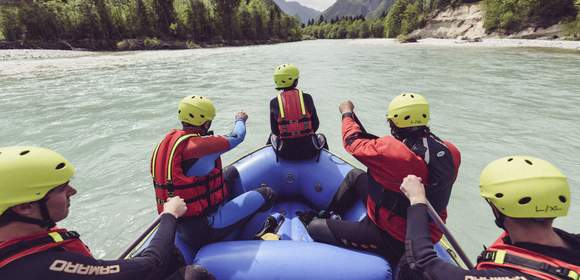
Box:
339;100;354;114
400;175;427;205
162;196;187;218
235;111;248;122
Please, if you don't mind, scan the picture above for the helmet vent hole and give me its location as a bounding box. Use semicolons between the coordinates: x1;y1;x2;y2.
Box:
178;110;181;114
410;94;415;98
495;193;504;198
404;115;410;120
518;197;531;205
402;94;406;96
192;96;196;99
200;114;205;118
422;114;427;118
524;159;533;165
55;163;66;170
189;113;194;118
559;195;567;203
199;96;203;99
20;150;30;156
394;114;398;118
507;158;514;162
289;77;293;80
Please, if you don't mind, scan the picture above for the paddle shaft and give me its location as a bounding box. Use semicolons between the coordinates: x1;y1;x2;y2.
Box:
117;215;163;260
426;201;475;269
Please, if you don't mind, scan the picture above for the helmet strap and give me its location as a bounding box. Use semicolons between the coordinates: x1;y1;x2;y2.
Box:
488;201;506;229
4;202;55;229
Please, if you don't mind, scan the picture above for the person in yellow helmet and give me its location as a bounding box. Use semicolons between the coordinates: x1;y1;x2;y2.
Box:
151;95;275;251
399;156;580;280
303;94;461;266
268;64;327;160
0;146;214;280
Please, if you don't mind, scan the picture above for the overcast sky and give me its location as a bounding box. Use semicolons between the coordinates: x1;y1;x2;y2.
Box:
293;0;336;11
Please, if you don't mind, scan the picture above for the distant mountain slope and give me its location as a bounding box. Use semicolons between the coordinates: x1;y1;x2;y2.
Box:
273;0;321;24
322;0;394;20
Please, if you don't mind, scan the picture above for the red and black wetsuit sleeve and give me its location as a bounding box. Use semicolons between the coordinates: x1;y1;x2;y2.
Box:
269;93;320;136
403;204;529;280
0;213;179;280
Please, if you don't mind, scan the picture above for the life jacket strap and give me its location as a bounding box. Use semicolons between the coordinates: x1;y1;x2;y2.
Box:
0;231;80;263
478;249;580;280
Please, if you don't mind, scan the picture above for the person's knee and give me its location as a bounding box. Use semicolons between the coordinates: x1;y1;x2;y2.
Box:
254;186;276;211
307;219;339;245
181;265;216;280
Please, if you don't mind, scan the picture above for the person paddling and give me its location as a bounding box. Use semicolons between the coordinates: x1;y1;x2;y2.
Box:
305;93;461;265
399;156;580;280
151;95;275;252
0;146;213;280
268;64;327;160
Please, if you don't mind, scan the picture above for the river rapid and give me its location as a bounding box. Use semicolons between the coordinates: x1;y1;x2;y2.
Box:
1;39;579;259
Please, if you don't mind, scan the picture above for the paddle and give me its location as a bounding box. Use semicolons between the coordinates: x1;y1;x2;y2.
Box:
117;215;163;260
425;201;475;269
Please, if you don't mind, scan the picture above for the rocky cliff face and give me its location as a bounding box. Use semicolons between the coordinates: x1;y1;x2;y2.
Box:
411;3;486;39
411;2;565;40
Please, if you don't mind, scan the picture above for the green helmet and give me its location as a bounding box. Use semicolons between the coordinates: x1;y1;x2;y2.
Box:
386;93;429;128
479;156;570;219
0;147;75;215
274;64;299;89
178;95;216;126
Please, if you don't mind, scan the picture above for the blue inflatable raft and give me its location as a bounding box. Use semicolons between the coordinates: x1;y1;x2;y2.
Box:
129;146;458;279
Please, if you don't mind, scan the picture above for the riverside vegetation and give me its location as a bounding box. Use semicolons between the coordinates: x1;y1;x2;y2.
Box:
1;0;579;51
302;0;580;40
0;0;302;50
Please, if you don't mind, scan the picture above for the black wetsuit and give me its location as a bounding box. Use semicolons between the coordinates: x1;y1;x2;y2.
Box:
269;91;322;160
0;214;186;280
398;204;580;280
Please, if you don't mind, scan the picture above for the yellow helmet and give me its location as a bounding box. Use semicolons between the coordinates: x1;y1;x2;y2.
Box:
178;95;216;126
273;64;299;89
479;156;570;219
386;93;429;128
0;147;75;215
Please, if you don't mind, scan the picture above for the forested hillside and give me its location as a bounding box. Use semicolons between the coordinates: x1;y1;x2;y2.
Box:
304;0;580;39
0;0;302;50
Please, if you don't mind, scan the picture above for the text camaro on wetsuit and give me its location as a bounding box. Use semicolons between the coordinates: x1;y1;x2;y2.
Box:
276;89;314;140
151;129;228;217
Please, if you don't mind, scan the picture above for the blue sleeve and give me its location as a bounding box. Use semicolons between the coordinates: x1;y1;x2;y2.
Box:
225;120;246;149
185;120;245;177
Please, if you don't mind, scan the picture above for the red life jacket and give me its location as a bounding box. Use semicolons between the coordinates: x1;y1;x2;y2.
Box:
477;232;580;280
151;129;228;217
0;228;92;268
276;89;314;140
367;138;460;242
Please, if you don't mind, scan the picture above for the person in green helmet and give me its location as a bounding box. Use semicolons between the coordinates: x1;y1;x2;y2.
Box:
0;146;215;280
304;94;461;265
398;156;580;280
268;63;327;160
151;95;275;252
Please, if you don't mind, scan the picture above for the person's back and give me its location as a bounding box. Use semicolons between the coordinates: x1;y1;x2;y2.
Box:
269;64;325;160
305;94;460;265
